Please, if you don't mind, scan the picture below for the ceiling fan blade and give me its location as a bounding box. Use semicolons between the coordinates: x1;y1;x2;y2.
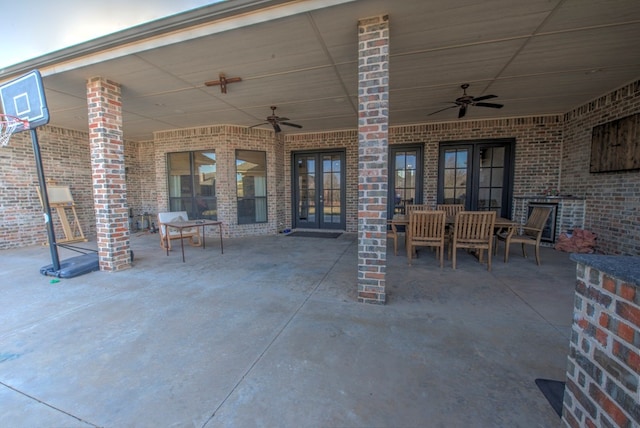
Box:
474;102;504;109
273;123;282;133
248;122;268;129
472;94;497;102
427;105;457;116
281;121;302;129
458;105;467;118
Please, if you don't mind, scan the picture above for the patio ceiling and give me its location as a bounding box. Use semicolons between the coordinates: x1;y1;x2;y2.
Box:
1;0;639;141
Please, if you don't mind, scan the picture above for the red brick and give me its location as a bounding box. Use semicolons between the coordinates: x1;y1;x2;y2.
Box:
619;283;636;302
599;312;609;328
617;322;635;344
602;275;616;293
617;301;640;328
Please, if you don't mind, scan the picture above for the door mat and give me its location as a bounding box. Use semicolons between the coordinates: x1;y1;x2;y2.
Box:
287;231;342;238
535;378;565;418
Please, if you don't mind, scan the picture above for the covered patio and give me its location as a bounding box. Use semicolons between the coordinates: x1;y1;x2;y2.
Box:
0;234;575;427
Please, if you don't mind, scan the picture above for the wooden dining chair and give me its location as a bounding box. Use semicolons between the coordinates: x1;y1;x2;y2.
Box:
387;220;399;256
436;203;465;240
405;204;431;218
407;210;446;267
495;206;552;265
436;204;465;219
449;211;496;271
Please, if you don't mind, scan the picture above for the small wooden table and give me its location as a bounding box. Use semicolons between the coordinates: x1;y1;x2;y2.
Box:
163;220;223;262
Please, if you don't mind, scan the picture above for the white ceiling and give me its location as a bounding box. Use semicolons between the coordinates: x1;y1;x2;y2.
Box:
2;0;640;141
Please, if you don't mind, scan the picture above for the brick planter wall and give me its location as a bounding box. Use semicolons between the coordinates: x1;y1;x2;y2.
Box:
564;255;640;427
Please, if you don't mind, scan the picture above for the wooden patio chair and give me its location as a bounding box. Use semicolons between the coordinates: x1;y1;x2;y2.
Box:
449;211;496;271
436;204;465;220
436;203;465;240
387;220;399;256
407;210;446;267
495;206;552;265
405;204;431;218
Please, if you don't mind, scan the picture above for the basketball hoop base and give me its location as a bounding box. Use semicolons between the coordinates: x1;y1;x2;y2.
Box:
40;253;100;278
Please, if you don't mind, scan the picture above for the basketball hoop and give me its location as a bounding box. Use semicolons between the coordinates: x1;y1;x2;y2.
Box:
0;114;29;147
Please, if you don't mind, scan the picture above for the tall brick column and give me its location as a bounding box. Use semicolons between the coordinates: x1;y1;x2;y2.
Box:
87;77;131;271
357;15;389;304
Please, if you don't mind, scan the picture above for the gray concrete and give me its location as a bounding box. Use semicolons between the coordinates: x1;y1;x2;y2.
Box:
0;231;575;427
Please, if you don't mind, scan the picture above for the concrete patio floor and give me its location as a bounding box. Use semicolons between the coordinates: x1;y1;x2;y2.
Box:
0;231;576;427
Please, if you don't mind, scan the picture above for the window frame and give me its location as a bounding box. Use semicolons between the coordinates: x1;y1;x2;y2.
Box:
236;149;268;225
166;150;217;220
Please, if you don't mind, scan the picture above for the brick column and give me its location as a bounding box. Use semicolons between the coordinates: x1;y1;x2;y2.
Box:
357;15;389;304
87;77;131;271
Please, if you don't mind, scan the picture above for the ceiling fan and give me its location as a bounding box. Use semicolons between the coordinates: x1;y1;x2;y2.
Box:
250;106;302;133
428;83;504;118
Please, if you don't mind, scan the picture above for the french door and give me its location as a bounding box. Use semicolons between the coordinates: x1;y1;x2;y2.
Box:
437;139;514;218
293;151;345;230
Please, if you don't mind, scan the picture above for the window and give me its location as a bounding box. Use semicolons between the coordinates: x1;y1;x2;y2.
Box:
388;145;423;217
167;151;217;220
236;150;267;224
437;139;514;218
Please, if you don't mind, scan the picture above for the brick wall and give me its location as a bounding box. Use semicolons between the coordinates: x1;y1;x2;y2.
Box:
389;117;565;207
0;126;94;249
153;125;281;237
125;139;156;222
2;83;638;257
564;256;640;427
562;80;640;255
285;131;359;232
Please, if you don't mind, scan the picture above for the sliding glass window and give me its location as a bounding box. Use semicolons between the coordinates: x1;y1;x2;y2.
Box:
236;150;267;224
167;151;217;220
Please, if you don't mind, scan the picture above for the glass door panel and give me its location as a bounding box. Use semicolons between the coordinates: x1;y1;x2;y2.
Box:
296;155;316;224
390;147;422;216
442;148;470;206
438;141;514;218
322;154;342;225
294;152;345;229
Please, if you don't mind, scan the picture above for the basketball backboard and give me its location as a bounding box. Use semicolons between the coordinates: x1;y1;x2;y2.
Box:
0;69;50;131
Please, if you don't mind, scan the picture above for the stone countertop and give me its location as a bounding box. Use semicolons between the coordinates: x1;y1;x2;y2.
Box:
570;254;640;286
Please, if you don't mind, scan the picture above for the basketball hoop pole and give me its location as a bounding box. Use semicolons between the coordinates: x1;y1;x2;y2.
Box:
30;128;60;271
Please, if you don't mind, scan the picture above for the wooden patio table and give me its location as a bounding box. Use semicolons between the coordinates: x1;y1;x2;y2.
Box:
163;219;223;262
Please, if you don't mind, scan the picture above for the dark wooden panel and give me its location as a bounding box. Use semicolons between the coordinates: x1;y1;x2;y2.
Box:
590;113;640;173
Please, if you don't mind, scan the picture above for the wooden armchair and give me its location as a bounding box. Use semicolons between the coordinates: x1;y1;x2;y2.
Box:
157;211;201;250
407;210;446;267
495;206;552;265
449;211;496;271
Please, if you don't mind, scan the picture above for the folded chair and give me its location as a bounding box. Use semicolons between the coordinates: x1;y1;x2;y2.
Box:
450;211;496;271
495;206;552;265
407;210;446;267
